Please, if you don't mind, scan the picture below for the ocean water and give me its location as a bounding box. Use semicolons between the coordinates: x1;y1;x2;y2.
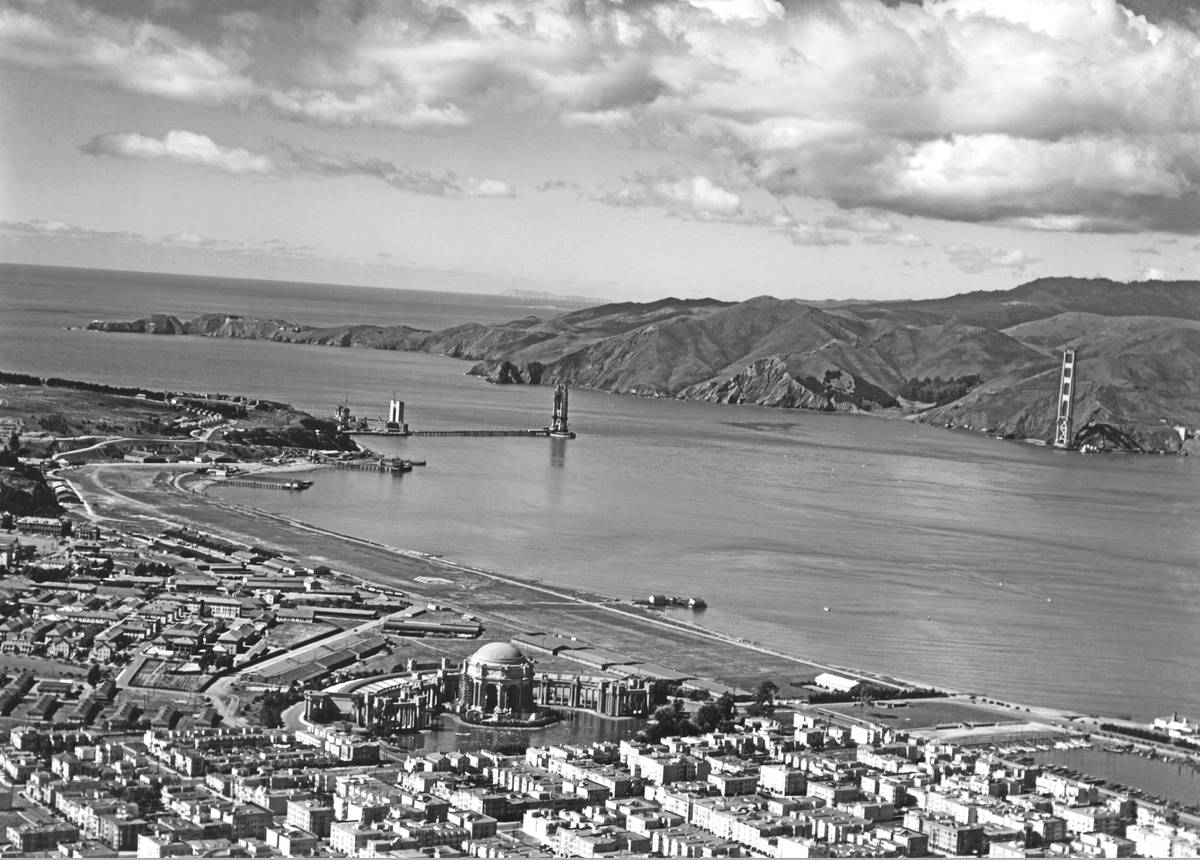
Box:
2;264;1198;721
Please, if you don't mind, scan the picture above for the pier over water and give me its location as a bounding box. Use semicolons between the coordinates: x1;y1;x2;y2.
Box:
213;476;312;491
345;383;576;440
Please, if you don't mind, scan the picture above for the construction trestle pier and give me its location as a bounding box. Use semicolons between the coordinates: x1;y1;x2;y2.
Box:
410;428;557;438
342;383;576;440
212;477;312;491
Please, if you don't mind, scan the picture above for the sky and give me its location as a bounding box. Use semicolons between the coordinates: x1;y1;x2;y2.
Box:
3;0;1200;302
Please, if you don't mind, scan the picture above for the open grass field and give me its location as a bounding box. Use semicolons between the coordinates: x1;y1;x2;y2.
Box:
0;381;182;439
817;697;1025;729
263;621;339;650
0;654;87;679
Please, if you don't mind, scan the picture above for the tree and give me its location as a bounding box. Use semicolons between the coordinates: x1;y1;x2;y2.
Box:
695;692;737;732
745;680;778;718
86;663;101;686
642;699;698;743
695;702;722;732
648;679;673;706
257;688;300;728
0;433;18;467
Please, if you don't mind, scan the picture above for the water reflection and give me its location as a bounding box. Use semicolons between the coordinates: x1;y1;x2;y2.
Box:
550;437;568;468
392;710;641;755
1034;744;1200;806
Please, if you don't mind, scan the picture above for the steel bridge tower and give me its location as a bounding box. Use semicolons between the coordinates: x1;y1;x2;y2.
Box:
1053;348;1077;449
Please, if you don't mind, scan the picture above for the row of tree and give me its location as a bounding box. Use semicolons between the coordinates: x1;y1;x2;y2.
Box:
641;681;779;743
898;374;982;406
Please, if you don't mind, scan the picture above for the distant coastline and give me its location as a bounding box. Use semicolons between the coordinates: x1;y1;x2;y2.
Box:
84;272;1200;454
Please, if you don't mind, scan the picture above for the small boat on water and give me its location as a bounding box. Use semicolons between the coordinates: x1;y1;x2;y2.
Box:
823;606;831;613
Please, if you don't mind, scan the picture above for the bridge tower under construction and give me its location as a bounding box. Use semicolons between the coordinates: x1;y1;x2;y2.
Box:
387;398;409;434
1053;348;1077;449
550;383;573;437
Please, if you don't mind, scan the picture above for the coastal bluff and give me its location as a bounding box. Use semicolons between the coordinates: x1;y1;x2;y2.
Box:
88;277;1200;451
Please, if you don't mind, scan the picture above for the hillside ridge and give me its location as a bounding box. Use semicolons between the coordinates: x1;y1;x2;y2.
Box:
87;277;1200;451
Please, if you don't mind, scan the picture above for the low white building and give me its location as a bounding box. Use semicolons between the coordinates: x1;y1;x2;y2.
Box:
814;672;861;693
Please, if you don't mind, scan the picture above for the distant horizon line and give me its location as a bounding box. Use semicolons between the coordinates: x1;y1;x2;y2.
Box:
1;259;1186;311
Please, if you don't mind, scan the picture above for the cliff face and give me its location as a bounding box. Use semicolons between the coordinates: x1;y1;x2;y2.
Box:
87;278;1200;450
677;356;895;411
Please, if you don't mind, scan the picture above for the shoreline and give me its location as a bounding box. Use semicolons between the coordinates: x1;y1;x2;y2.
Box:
56;458;1192;740
79;459;948;697
43;456;1200;809
194;479;934;695
122;461;1125;732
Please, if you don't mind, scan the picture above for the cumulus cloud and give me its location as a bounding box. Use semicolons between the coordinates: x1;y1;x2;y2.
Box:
0;215;328;263
0;217;318;260
863;231;930;247
12;0;1200;231
785;225;852;247
81;130;274;174
600;172;744;220
163;231;226;247
819;212;899;234
465;178;516;198
535;179;581;193
945;243;1041;274
0;2;255;105
0;218;141;242
80;129;515;198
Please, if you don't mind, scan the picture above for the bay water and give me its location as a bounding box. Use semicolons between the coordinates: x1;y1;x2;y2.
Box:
3;264;1198;722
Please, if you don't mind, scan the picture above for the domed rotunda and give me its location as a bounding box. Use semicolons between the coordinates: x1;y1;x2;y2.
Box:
458;641;536;719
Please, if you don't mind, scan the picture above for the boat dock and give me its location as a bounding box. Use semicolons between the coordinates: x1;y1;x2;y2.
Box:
213;477;312;491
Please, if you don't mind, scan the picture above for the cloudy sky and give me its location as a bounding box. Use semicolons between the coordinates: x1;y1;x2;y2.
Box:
3;0;1200;301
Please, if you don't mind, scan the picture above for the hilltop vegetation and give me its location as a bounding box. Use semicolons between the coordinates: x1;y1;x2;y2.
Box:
88;277;1200;451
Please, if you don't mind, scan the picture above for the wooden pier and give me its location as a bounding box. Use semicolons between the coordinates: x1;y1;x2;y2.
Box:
213;477;312;491
332;457;420;474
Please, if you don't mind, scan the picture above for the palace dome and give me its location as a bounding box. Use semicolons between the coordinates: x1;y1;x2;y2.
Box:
470;641;526;665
